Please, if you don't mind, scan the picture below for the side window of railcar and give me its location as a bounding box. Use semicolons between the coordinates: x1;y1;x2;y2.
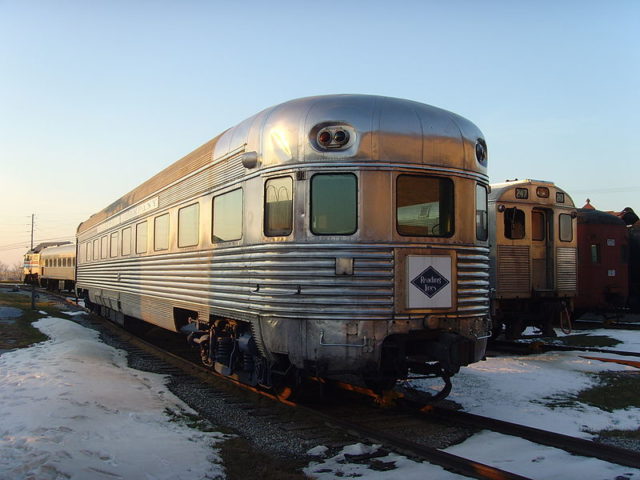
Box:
122;227;131;256
559;214;573;242
136;221;148;254
93;239;99;260
504;208;525;240
85;242;91;262
265;176;293;236
396;175;453;237
212;189;243;242
154;214;170;251
110;232;119;257
311;173;357;235
101;236;108;259
532;211;546;241
178;203;200;247
476;184;488;241
591;244;600;264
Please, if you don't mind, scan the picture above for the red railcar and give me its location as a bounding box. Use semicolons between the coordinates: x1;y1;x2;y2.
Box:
575;207;629;313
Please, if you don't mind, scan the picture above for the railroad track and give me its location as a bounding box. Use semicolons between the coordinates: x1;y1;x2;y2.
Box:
490;339;640;363
19;288;640;479
572;318;640;331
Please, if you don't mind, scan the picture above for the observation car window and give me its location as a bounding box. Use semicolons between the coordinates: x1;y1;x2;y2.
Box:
265;176;293;237
504;207;525;239
213;188;243;242
100;236;108;259
311;173;357;235
154;213;170;251
476;184;488;241
179;203;200;247
591;244;600;264
122;227;131;256
559;213;573;242
136;221;148;254
110;232;119;257
396;175;453;237
86;242;91;263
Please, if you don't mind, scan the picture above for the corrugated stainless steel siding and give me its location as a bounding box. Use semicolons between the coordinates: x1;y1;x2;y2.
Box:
497;245;530;294
77;244;395;321
159;158;245;209
456;248;490;316
556;247;577;291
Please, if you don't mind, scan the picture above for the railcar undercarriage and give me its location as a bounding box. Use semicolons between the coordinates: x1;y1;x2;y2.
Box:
180;317;476;402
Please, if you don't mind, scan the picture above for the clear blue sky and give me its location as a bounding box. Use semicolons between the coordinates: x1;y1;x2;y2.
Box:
1;0;638;265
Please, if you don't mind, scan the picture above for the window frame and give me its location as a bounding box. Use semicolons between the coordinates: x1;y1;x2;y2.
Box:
395;174;454;238
504;207;526;240
122;227;132;256
136;221;148;254
212;188;244;243
558;213;573;242
476;184;489;241
264;176;294;237
178;202;200;248
110;231;119;258
531;210;546;242
154;213;170;251
100;236;108;259
310;172;358;236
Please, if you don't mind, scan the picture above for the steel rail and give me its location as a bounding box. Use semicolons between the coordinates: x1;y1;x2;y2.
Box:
490;339;640;359
423;406;640;470
305;408;532;480
572;319;640;331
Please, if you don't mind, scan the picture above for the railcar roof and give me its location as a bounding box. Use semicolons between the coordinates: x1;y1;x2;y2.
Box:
78;94;487;234
25;241;72;255
39;243;77;257
577;208;626;225
489;179;575;207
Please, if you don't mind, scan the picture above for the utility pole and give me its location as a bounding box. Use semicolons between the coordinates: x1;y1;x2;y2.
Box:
31;214;35;310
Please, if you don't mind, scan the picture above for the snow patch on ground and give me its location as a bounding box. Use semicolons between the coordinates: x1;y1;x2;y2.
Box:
0;316;226;480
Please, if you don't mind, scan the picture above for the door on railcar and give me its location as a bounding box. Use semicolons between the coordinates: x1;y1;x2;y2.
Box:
531;208;554;291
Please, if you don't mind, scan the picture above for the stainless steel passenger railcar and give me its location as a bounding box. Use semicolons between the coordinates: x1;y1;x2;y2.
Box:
489;180;577;338
76;95;491;396
23;241;72;285
40;243;76;291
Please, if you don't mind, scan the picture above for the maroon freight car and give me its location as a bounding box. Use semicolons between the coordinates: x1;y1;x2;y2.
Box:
575;204;629;313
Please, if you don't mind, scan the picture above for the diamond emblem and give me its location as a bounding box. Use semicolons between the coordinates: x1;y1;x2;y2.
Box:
410;266;449;298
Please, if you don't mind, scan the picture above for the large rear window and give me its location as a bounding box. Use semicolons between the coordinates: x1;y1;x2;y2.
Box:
396;175;454;237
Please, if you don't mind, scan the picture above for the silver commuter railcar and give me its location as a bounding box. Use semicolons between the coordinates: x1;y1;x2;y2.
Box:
76;94;491;395
489;179;577;338
40;243;76;291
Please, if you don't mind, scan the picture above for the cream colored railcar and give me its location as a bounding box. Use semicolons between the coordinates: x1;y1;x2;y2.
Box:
77;95;490;394
40;243;76;291
489;180;577;338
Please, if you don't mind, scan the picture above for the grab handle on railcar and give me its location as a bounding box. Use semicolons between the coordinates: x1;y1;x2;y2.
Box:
251;284;301;296
319;330;367;348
